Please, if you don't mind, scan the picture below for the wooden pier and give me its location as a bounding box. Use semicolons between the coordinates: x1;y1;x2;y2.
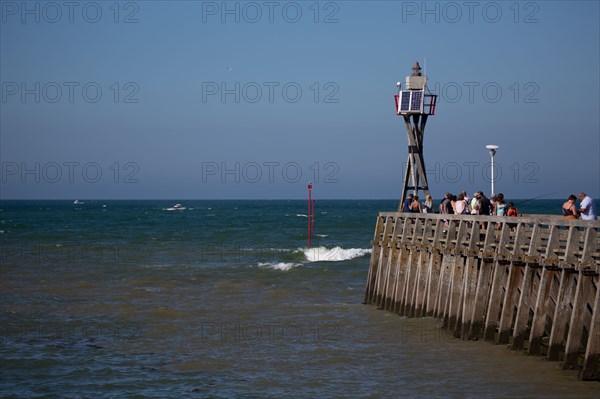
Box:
364;212;600;380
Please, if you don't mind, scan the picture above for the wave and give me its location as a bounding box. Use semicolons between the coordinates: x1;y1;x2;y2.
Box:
254;246;370;268
296;214;308;218
258;262;301;271
301;246;371;262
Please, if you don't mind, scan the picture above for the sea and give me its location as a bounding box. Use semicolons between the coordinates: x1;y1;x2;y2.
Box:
1;199;598;398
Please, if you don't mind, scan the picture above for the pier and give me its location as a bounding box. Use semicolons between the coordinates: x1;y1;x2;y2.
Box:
364;213;600;380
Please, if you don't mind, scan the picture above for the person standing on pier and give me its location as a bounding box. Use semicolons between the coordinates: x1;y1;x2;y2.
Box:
462;191;470;203
470;192;479;214
493;193;507;216
410;196;422;213
489;194;497;213
402;194;414;213
562;195;579;219
422;195;434;213
475;192;492;215
506;202;518;217
454;193;468;215
440;193;453;214
578;192;597;220
461;191;471;212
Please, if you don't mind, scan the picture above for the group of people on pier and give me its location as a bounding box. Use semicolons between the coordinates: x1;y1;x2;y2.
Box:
403;191;518;217
402;191;597;221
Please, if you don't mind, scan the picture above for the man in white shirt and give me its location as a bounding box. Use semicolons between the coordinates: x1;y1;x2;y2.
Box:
578;192;597;220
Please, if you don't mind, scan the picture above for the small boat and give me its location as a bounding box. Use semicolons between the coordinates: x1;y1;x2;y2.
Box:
165;203;186;211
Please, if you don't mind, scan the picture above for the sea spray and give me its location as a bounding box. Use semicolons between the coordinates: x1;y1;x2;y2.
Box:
302;246;371;262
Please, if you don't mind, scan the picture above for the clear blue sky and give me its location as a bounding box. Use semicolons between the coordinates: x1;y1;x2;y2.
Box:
1;0;599;200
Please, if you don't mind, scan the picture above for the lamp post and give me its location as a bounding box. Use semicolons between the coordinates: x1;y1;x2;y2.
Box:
485;145;499;196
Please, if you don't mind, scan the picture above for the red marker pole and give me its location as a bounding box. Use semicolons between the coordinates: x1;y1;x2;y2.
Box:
312;199;316;233
307;182;312;249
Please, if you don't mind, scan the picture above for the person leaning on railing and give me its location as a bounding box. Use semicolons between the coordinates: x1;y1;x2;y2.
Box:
578;192;597;221
562;195;579;219
410;195;422;213
506;202;518;217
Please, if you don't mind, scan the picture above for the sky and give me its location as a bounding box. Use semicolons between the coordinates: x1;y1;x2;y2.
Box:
1;0;599;200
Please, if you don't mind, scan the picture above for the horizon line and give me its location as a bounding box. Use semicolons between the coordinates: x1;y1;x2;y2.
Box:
0;197;570;201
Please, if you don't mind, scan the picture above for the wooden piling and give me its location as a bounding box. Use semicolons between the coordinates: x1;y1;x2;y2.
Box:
511;223;542;350
580;276;600;380
365;212;600;381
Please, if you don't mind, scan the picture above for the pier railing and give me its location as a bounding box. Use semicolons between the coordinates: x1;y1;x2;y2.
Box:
364;212;600;380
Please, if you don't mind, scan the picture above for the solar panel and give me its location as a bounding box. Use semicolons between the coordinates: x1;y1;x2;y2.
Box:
410;91;423;111
398;90;426;114
400;92;411;112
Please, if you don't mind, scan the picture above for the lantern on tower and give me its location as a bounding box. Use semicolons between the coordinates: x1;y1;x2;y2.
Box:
394;61;438;211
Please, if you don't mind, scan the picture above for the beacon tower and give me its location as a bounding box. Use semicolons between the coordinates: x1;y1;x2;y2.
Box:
395;61;438;211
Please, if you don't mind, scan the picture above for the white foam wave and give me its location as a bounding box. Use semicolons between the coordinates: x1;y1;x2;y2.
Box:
315;234;328;237
296;214;308;218
302;246;371;262
241;247;289;253
258;262;301;271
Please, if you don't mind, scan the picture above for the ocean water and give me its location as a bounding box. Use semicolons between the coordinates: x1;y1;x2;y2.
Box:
1;200;597;398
